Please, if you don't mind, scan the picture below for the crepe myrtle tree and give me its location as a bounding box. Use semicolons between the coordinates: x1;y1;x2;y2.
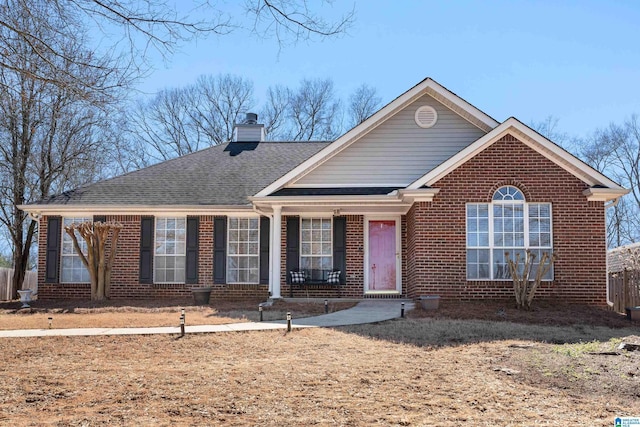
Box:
505;250;557;310
64;221;123;301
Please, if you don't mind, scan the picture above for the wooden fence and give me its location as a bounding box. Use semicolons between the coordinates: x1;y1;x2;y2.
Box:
608;270;640;313
0;268;37;301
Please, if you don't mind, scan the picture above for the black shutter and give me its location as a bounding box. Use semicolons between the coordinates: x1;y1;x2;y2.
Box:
285;217;300;284
93;215;106;224
139;216;154;284
185;216;199;284
333;216;347;284
45;216;61;283
213;216;227;284
259;216;270;284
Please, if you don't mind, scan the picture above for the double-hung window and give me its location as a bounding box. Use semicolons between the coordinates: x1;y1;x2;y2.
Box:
466;186;553;280
227;217;259;284
300;218;332;281
61;217;91;283
155;217;186;283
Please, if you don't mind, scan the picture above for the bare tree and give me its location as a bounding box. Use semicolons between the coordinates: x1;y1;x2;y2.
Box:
192;74;255;145
64;221;122;300
260;84;290;139
129;73;254;164
576;116;640;246
286;78;342;141
0;1;120;298
348;83;381;128
0;0;355;97
129;87;202;164
530;115;570;147
245;0;355;46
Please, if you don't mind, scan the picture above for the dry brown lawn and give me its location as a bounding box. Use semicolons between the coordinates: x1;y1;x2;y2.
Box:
0;298;356;330
0;299;638;426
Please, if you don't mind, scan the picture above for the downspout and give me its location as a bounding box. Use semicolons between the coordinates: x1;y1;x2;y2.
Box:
604;197;621;307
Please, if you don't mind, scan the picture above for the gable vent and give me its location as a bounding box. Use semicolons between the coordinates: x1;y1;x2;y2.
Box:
415;105;438;128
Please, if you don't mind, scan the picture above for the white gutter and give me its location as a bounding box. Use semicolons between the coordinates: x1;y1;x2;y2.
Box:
17;204;254;216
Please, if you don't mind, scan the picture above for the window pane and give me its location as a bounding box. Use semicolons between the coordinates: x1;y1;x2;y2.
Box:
302;243;311;255
479;232;489;247
300;217;333;277
60;216;91;283
226;217;260;284
154;217;186;283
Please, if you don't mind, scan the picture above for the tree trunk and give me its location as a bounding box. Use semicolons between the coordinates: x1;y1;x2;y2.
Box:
65;221;122;301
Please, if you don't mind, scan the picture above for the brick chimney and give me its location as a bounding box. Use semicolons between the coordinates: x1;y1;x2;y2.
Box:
233;113;265;142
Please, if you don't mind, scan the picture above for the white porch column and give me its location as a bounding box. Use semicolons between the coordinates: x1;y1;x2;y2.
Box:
270;205;282;299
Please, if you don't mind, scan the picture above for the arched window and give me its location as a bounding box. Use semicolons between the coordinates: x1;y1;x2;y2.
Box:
492;185;524;201
466;186;553;280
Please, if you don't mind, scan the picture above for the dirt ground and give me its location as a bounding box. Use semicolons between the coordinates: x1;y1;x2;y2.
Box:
0;299;638;426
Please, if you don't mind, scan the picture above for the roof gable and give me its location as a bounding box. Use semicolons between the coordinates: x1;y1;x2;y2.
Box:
255;78;500;197
407;117;628;200
291;93;487;188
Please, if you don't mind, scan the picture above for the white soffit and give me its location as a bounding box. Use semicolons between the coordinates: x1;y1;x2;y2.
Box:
255;78;500;197
407;117;627;191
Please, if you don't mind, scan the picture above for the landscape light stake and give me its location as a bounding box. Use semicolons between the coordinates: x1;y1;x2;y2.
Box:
180;310;185;337
401;302;405;318
324;299;328;314
286;312;292;332
259;304;263;322
48;317;53;329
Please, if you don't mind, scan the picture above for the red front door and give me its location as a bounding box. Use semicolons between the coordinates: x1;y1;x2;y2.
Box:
367;220;397;291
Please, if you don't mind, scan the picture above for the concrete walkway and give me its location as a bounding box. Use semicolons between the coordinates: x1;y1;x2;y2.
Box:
0;299;415;338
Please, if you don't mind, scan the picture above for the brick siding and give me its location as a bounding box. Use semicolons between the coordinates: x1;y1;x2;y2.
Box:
35;134;609;304
406;133;607;305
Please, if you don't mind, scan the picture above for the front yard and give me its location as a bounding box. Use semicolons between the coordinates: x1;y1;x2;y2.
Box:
0;299;637;425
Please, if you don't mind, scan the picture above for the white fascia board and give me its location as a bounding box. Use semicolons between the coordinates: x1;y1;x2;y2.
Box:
286;183;410;188
250;194;401;206
396;188;440;203
583;187;630;202
426;79;499;130
255;78;499;198
407;118;628;191
17;204;254;216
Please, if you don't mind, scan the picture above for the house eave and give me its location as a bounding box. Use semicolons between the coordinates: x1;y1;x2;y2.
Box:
582;188;630;202
395;188;440;203
17;204;254;216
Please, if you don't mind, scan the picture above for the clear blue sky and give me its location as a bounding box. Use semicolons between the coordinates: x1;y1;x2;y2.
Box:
138;0;640;140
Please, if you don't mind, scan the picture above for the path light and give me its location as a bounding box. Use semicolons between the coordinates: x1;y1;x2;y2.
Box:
48;317;52;329
259;303;263;322
180;310;185;337
324;299;328;314
286;312;292;332
401;302;405;318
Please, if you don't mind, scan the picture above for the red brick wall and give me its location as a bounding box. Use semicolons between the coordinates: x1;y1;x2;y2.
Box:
37;215;268;300
35;134;608;304
406;133;607;305
283;215;366;298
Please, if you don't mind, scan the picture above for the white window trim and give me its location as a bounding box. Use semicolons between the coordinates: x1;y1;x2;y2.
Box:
226;217;260;285
299;217;333;276
466;199;554;282
60;216;92;284
153;216;187;284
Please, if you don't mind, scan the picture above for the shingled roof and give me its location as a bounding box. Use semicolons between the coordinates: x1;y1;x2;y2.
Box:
32;142;330;207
